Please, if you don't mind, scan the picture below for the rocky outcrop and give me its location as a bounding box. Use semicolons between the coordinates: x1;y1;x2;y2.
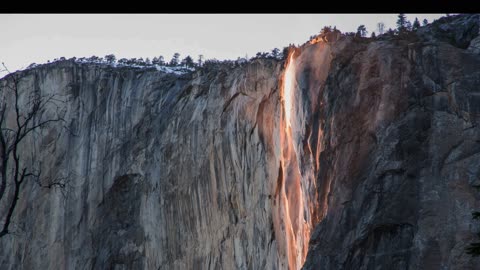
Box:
0;13;480;270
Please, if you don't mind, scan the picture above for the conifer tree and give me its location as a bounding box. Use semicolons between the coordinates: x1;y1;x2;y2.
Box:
397;13;408;33
412;18;421;31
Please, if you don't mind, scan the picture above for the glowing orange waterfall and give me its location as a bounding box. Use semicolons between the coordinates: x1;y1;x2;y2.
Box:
273;48;312;270
283;53;296;128
272;39;332;269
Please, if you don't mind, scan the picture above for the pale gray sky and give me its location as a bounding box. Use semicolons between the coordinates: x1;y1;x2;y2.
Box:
0;14;444;76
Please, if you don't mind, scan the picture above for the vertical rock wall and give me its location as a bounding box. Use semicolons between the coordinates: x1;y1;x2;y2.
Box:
1;13;480;270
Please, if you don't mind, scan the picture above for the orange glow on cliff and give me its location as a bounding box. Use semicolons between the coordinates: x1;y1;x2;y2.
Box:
309;35;323;45
273;41;332;269
283;52;296;128
274;48;312;269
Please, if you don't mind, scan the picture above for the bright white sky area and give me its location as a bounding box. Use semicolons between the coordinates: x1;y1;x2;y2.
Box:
0;14;445;76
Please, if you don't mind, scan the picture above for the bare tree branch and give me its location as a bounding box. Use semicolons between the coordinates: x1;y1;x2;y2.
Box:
0;168;24;237
0;97;7;203
0;63;70;238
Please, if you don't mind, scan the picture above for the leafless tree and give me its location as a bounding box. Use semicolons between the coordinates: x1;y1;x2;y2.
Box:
377;22;385;35
198;55;204;67
0;63;70;238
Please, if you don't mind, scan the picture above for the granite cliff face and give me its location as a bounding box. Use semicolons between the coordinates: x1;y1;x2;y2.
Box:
303;14;480;269
1;14;480;270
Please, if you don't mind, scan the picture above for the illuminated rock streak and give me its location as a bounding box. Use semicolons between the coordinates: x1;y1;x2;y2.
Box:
274;41;332;269
283;53;296;128
273;49;310;270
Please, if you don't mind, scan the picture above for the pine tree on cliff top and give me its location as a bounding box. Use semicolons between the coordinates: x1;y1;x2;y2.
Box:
397;13;408;33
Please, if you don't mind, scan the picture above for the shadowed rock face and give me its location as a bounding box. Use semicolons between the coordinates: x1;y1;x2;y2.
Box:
0;14;480;270
303;14;480;269
92;174;145;269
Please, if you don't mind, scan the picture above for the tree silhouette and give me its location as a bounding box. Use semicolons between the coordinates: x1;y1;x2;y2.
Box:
104;54;116;64
282;47;290;59
136;58;145;66
170;53;180;66
182;56;194;68
271;48;280;59
158;56;165;66
397;13;408;33
117;58;128;65
412;18;421;31
198;55;204;67
357;25;368;37
320;26;332;35
405;20;413;31
0;64;70;238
